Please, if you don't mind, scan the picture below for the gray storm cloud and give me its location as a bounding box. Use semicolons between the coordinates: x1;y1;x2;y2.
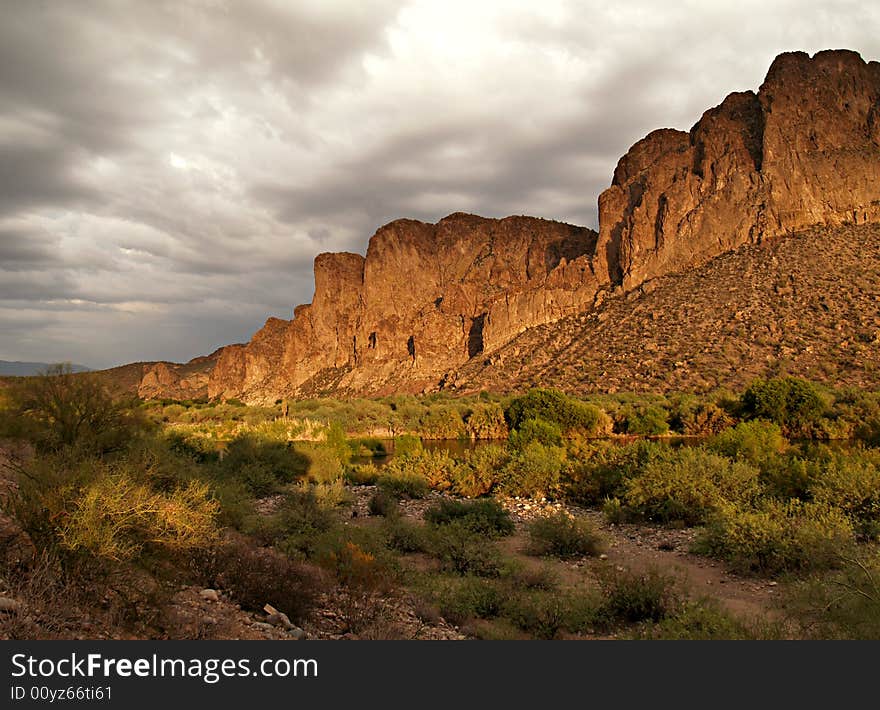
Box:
0;0;877;368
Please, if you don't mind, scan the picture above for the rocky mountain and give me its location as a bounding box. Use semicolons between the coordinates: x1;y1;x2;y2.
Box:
137;49;880;403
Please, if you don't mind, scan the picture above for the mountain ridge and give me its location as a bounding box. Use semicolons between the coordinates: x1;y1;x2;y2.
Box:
130;49;880;402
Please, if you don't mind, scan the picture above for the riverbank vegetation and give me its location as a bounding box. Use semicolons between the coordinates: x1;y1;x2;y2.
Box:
1;370;879;639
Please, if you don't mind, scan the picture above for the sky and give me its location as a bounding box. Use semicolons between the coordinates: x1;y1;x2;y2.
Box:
1;0;877;369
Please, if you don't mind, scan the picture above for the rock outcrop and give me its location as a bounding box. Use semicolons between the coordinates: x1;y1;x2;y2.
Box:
139;49;879;403
597;49;880;289
209;214;600;402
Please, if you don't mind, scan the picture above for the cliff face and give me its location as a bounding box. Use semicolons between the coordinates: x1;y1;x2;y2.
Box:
143;49;880;403
208;214;600;402
597;49;880;289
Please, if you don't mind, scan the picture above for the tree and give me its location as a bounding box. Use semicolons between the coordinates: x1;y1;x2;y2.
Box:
10;364;144;454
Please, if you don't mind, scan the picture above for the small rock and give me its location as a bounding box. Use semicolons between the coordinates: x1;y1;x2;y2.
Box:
599;554;608;560
199;589;220;602
768;581;778;587
288;627;306;640
264;603;294;630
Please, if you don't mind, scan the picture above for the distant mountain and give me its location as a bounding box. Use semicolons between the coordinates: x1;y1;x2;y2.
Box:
0;361;93;376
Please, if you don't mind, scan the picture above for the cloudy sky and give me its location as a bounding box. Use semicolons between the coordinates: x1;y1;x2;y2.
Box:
1;0;877;369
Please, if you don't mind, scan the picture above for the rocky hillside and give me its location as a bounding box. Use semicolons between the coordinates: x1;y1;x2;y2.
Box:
137;49;880;402
449;223;880;394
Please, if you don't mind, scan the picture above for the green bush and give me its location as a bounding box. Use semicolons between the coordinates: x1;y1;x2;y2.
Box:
427;521;504;577
564;440;667;506
6;365;147;455
636;599;762;640
376;471;429;499
741;377;827;436
223;435;309;484
709;420;787;468
696;500;854;574
809;448;880;538
382;517;429;553
501;442;566;498
622;405;670;436
621;447;760;525
526;512;603;558
436;577;505;624
508;418;563;448
250;489;336;556
344;463;381;486
424;499;514;537
786;553;880;639
368;491;400;518
505;389;604;434
451;445;507;497
465;403;509;440
596;567;679;625
502;590;599;639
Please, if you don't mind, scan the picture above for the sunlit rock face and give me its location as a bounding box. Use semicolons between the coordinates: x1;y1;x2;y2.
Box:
142;50;880;403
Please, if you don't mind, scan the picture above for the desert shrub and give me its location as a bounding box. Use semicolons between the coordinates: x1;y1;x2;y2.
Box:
418;406;467;439
424;499;514;537
382;517;429;553
621;447;760;525
709;420;787;468
855;416;880;447
465;403;509;440
502;590;599;639
302;479;352;509
808;448;880;538
526;512;603;558
427;521;504;576
393;434;424;457
596;567;679;625
380;447;457;493
321;421;352;467
206;541;321;623
636;599;761;640
786;553;880;639
508;418;563;448
237;462;278;497
678;402;734;436
759;454;814;500
602;497;627;524
207;476;254;529
345;463;381;486
317;538;390;593
251;489;335;556
451;444;507;497
376;471;429;499
13;452;218;562
620;404;670;436
564;440;667;505
505;389;604;434
368;491;400;518
436;577;506;624
696;500;854;575
347;438;387;458
500;441;566;498
223;435;309;483
741;377;828;436
164;432;220;464
60;471;219;560
6;365;146;454
304;445;344;484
